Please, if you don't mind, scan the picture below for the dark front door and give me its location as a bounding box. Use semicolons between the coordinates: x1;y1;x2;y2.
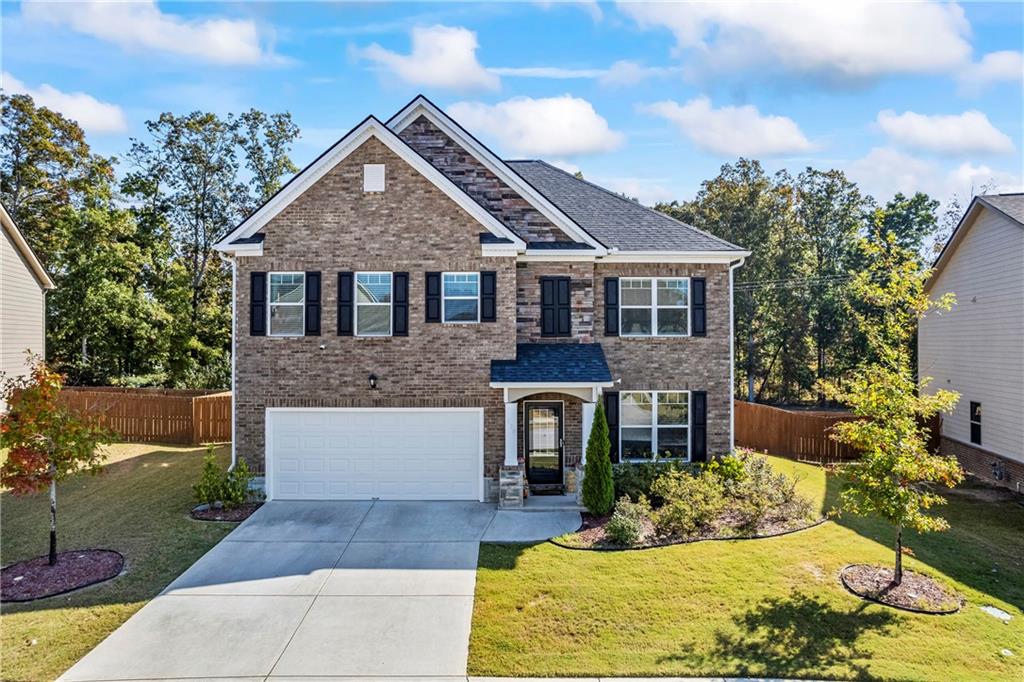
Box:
526;402;563;485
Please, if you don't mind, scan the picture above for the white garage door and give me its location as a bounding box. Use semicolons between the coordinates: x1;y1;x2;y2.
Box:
266;408;483;501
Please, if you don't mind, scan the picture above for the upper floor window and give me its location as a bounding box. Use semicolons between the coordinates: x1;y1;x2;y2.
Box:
620;390;690;461
620;277;689;336
356;272;392;336
970;401;982;445
269;272;305;336
443;272;480;323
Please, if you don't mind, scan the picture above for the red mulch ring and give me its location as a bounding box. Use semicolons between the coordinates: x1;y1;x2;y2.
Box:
1;550;123;603
190;502;262;522
841;563;963;614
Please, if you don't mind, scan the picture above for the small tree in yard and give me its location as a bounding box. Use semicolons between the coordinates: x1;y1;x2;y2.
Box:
1;357;112;565
582;403;614;515
820;229;962;585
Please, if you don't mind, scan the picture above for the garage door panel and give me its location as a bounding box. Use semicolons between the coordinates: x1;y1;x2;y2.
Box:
268;409;481;501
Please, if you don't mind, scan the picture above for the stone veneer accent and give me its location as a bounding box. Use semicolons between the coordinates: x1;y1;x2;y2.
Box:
515;261;595;343
941;436;1024;492
595;262;734;458
398;115;575;244
233;136;516;495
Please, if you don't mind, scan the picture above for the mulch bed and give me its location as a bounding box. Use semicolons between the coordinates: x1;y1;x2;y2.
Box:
190;501;262;522
840;563;963;614
554;510;825;551
1;550;124;603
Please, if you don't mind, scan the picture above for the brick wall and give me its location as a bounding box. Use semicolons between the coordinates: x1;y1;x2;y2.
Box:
398;116;574;244
941;436;1024;492
595;263;733;457
234;136;516;484
515;261;596;343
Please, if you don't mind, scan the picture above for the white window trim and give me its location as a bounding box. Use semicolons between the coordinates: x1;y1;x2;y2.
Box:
268;271;305;337
619;390;691;463
355;271;393;337
442;271;481;324
619;276;690;337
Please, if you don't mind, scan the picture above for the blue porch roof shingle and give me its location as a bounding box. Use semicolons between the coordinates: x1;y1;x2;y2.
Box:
490;343;612;384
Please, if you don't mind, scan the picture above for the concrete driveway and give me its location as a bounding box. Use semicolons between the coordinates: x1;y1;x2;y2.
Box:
59;500;580;681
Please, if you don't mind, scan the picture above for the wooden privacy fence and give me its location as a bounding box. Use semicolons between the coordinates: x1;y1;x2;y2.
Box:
59;387;231;445
733;400;942;464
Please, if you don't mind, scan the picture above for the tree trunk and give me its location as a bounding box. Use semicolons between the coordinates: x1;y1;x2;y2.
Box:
49;476;58;566
894;525;903;586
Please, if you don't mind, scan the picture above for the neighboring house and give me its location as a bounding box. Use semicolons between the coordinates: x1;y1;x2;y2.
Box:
0;203;55;411
919;194;1024;491
214;95;749;505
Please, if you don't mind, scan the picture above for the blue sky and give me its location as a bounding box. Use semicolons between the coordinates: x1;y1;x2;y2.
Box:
3;1;1022;208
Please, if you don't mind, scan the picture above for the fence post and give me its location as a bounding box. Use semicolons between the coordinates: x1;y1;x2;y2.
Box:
191;397;201;445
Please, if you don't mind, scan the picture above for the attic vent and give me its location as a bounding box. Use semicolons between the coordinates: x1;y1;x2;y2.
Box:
363;164;385;192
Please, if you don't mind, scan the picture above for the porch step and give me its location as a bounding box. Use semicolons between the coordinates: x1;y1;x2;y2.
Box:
521;495;585;512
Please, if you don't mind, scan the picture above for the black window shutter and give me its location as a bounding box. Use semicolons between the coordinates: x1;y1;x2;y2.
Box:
541;277;571;337
604;277;619;336
304;271;321;336
604;391;620;463
393;272;409;336
337;272;354;336
425;272;441;322
691;277;706;337
250;271;266;336
692;390;707;461
480;271;497;322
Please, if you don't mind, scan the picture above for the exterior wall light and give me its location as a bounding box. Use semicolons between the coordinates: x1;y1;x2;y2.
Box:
368;374;378;390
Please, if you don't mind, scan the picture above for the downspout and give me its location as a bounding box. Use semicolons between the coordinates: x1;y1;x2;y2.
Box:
218;252;237;470
728;257;746;453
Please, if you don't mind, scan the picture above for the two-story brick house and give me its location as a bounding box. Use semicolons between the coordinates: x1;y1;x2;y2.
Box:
214;96;749;506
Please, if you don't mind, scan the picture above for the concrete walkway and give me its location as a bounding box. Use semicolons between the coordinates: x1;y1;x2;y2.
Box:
58;500;580;681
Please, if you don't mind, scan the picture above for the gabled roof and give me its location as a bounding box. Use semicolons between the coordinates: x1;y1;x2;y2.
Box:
214;116;525;254
490;343;612;384
0;203;55;290
386;95;607;254
927;193;1024;292
507;160;747;254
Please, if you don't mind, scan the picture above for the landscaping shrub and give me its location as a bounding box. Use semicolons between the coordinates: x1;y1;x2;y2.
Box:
222;457;254;508
582;404;614;515
612;460;692;504
605;495;652;546
704;454;746;488
193;449;226;506
651;469;725;536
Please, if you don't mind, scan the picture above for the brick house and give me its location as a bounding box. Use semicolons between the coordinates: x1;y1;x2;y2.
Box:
214;96;749;506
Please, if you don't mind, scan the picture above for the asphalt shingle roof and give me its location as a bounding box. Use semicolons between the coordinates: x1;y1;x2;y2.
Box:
491;343;612;384
980;193;1024;226
506;160;746;253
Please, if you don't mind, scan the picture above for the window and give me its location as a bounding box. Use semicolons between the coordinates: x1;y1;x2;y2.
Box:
970;401;982;445
355;272;392;336
620;391;690;461
268;272;305;336
443;272;480;323
620;277;689;336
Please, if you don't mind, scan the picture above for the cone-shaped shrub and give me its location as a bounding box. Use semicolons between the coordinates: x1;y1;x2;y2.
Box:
582;403;614;515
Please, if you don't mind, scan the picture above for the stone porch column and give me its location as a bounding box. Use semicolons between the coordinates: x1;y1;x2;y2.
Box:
500;401;524;508
504;402;518;466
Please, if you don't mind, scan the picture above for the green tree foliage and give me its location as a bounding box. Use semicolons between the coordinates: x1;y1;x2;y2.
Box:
0;357;112;564
582;403;614;515
820;229;962;585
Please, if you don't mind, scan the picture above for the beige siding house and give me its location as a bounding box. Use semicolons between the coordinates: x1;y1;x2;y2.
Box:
1;204;54;411
919;194;1024;491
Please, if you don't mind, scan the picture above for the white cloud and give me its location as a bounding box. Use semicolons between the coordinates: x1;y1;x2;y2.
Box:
846;146;1022;207
619;1;971;84
2;72;127;134
957;51;1024;95
877;109;1014;156
489;60;677;86
446;96;624;157
21;0;277;66
640;97;814;157
489;66;605;79
598;60;678;87
354;25;499;92
592;176;677;207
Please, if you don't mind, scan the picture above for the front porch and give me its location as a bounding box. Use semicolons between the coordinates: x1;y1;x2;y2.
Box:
491;343;614;509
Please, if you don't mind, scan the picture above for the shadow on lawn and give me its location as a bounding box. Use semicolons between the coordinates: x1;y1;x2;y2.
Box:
661;591;896;679
823;466;1024;610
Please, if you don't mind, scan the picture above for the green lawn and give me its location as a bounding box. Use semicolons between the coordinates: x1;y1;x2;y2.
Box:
1;444;235;682
470;456;1024;681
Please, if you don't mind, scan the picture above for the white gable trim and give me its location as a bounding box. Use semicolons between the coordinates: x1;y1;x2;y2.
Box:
387;97;607;255
926;197;1024;293
214;116;525;253
1;203;55;290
